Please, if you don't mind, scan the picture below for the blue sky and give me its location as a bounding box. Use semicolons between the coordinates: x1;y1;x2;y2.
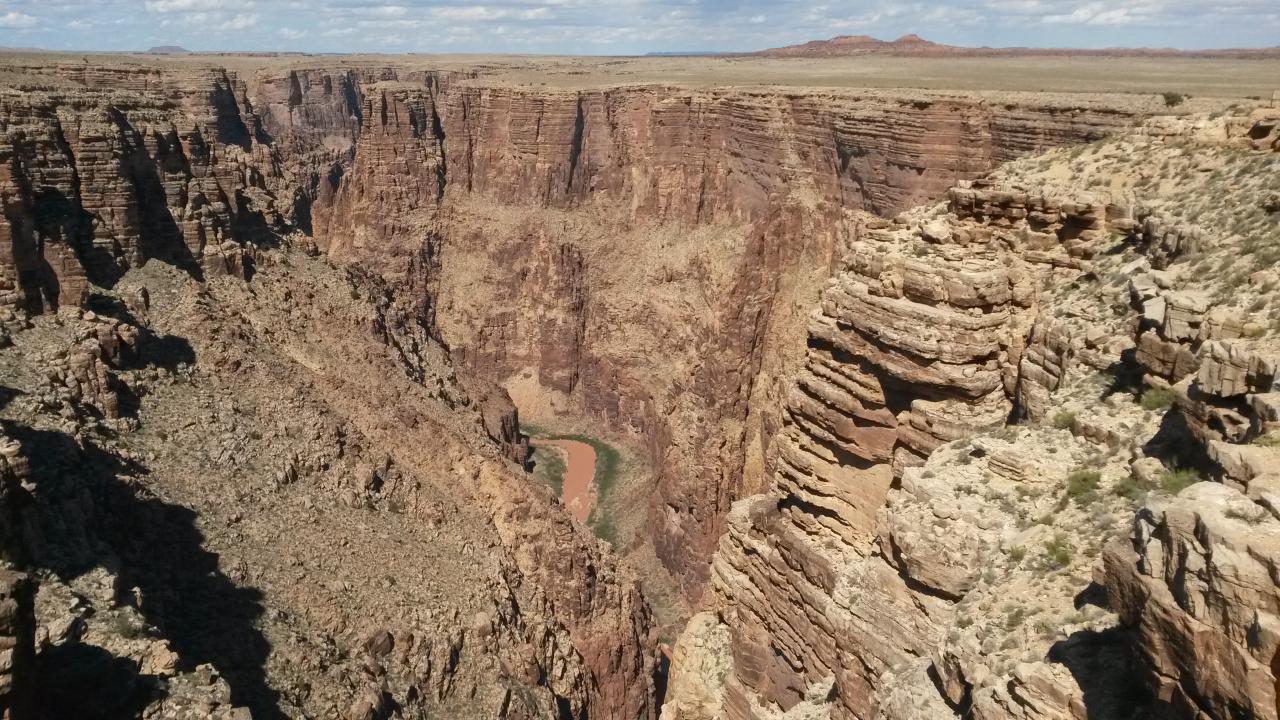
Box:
1;1;1277;54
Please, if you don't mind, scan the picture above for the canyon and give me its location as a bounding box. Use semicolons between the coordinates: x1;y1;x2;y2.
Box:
0;49;1277;720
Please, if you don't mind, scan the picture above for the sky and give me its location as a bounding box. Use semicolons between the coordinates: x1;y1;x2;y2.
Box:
0;0;1278;55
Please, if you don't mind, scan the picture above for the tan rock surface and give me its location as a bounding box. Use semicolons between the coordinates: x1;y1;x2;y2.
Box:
669;112;1280;720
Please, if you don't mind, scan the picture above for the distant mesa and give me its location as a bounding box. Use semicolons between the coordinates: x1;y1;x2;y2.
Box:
755;34;1280;59
146;45;191;55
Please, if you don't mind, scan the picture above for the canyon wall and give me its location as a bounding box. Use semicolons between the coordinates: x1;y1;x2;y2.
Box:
1;58;1145;602
307;76;1145;596
4;53;1277;720
0;60;659;718
666;112;1280;719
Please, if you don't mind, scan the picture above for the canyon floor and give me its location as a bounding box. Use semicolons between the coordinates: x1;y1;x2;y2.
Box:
0;49;1277;720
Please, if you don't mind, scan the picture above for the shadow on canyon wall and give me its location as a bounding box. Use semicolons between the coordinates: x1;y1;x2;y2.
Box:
1048;586;1167;720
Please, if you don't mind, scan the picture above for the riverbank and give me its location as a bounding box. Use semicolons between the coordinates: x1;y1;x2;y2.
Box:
524;423;690;640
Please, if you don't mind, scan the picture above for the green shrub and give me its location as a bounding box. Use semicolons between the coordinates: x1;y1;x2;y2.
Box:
1162;92;1186;107
1140;386;1177;411
1066;469;1102;503
583;507;616;543
1113;473;1149;502
1008;546;1027;563
1004;607;1027;629
1051;411;1076;430
530;445;567;496
1160;467;1202;494
1043;534;1073;569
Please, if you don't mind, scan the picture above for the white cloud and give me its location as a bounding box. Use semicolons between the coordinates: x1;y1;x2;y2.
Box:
433;6;509;21
4;0;1279;54
216;12;257;30
985;0;1045;12
0;11;36;28
144;0;253;12
1042;1;1157;25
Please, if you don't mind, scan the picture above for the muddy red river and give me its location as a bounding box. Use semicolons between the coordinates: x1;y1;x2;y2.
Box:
533;439;597;523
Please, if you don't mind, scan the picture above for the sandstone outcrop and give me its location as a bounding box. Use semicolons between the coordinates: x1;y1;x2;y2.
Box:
668;114;1280;720
0;567;31;718
1103;483;1280;720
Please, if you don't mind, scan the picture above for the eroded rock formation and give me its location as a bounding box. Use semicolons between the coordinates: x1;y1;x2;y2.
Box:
667;111;1280;720
309;77;1148;596
4;51;1278;720
0;57;1150;604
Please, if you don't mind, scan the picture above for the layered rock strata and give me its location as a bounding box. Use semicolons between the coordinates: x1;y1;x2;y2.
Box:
668;114;1280;720
310;79;1148;594
0;57;1151;598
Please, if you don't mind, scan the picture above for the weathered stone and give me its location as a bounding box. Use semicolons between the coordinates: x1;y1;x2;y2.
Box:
1103;484;1280;720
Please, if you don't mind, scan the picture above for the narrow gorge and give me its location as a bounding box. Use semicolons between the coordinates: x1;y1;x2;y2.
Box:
0;52;1278;720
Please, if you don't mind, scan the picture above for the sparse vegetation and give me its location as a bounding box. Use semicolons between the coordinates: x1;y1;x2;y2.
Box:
1160;467;1202;494
1140;386;1177;411
1051;411;1076;430
586;507;618;544
529;444;567;495
1113;473;1150;503
1066;468;1102;504
1254;432;1280;448
1004;607;1027;629
1043;534;1073;570
1162;92;1186;107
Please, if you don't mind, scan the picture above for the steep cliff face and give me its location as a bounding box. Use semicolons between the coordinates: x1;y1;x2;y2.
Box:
667;111;1280;720
312;78;1145;594
0;58;1152;601
0;59;657;719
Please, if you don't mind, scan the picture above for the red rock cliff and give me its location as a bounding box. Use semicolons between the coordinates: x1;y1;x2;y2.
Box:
0;58;1144;608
